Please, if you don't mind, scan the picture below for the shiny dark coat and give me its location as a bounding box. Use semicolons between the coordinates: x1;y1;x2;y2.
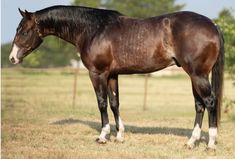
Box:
10;6;224;146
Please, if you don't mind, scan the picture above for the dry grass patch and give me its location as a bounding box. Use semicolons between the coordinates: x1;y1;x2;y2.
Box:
2;68;235;159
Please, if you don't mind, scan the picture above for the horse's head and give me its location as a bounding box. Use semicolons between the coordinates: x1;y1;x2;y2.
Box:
9;9;43;64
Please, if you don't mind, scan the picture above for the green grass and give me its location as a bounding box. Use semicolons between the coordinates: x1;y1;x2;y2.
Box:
2;68;235;159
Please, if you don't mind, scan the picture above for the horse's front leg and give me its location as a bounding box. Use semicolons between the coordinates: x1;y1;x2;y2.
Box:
89;71;110;144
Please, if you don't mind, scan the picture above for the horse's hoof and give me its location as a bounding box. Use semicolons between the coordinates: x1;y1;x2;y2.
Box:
206;145;216;151
184;143;194;149
96;138;107;144
114;137;125;143
206;146;216;155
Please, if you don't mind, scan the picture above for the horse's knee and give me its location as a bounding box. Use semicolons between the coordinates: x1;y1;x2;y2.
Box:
204;92;216;110
195;101;205;113
97;97;108;111
109;95;119;110
110;100;119;110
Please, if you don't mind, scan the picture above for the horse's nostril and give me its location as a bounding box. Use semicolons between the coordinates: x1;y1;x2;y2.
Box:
10;57;15;63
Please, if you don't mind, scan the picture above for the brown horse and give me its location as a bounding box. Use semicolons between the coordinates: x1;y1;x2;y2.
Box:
9;6;224;149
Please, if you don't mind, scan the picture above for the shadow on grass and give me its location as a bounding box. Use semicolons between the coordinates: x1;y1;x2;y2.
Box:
51;118;207;138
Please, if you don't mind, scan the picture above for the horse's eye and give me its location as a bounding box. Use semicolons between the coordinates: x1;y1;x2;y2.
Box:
22;32;28;36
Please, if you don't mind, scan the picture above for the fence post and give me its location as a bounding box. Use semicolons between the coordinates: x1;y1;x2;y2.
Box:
143;74;149;111
72;66;79;108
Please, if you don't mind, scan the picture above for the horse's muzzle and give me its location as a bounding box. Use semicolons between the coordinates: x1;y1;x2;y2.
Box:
10;57;16;64
9;55;22;64
9;44;22;64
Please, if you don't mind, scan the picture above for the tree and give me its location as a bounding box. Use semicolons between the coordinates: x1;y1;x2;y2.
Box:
105;0;184;17
1;43;12;67
214;9;235;76
73;0;184;17
214;9;235;114
72;0;102;8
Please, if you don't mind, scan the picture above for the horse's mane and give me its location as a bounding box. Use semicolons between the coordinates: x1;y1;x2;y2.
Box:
35;5;123;42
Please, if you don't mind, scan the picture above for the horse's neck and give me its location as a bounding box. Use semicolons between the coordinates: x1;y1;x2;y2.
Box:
36;12;84;47
40;23;81;47
35;6;121;51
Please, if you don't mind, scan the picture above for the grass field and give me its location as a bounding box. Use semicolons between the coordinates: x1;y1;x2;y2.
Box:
2;68;235;159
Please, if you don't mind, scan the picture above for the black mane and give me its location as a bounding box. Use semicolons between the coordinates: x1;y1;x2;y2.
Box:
35;5;123;44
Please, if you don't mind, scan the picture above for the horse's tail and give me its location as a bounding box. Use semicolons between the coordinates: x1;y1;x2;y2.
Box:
212;25;224;126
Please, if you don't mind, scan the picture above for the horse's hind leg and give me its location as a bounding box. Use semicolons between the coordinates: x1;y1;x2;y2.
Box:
89;71;110;144
189;75;218;149
107;75;125;142
186;84;205;148
207;92;218;149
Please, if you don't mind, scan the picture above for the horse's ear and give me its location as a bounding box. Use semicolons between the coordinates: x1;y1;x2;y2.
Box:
18;8;31;19
18;8;26;17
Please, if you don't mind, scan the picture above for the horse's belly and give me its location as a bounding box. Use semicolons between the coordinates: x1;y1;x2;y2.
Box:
113;50;174;74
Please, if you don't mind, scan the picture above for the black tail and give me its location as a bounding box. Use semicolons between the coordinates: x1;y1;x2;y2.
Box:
212;25;224;126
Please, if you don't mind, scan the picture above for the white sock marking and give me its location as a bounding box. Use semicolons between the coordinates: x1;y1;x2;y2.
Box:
99;124;110;139
118;117;124;131
208;127;217;148
187;124;201;146
9;44;20;64
116;117;125;140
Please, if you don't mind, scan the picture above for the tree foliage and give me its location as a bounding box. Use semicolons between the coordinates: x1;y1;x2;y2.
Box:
214;9;235;76
214;9;235;113
1;43;12;67
73;0;184;17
